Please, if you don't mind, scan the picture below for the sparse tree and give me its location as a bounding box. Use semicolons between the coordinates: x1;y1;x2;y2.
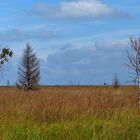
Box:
112;73;120;88
17;43;40;90
126;37;140;86
126;37;140;106
7;80;10;87
0;47;13;68
0;47;13;81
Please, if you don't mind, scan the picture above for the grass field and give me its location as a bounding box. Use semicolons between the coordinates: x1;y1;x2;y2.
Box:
0;86;139;140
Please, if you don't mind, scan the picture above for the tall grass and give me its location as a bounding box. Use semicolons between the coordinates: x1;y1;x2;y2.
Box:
0;86;139;139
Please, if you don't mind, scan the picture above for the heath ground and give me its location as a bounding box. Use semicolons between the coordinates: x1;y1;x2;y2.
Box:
0;86;139;140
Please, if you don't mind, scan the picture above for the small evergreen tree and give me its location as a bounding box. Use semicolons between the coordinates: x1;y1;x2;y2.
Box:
112;73;120;88
17;43;40;90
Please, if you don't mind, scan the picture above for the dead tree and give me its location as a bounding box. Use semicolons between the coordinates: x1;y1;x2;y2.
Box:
126;37;140;106
17;43;40;90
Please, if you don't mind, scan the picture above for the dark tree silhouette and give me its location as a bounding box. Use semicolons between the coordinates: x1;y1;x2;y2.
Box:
112;73;120;88
17;43;40;90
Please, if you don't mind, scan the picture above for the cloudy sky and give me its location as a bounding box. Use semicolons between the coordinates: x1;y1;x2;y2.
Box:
0;0;140;85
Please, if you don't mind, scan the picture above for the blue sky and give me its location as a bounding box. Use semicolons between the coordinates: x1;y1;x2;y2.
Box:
0;0;140;85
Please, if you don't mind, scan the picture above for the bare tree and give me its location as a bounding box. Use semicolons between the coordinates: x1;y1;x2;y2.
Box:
17;43;40;90
126;37;140;85
126;37;140;106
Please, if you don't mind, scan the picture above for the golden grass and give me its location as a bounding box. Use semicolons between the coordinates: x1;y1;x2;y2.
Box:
0;86;138;123
0;86;139;139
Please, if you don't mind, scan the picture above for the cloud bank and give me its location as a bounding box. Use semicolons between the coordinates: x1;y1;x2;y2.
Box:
33;0;128;20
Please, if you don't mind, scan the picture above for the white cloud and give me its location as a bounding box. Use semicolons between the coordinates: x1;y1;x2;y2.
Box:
33;0;127;20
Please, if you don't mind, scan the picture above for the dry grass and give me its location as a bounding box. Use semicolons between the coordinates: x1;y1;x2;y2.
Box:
0;86;138;122
0;86;139;139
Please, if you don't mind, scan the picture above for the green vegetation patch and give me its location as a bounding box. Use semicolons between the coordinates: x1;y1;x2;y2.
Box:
1;112;140;140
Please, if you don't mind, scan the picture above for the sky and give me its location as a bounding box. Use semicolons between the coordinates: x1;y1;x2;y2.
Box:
0;0;140;85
